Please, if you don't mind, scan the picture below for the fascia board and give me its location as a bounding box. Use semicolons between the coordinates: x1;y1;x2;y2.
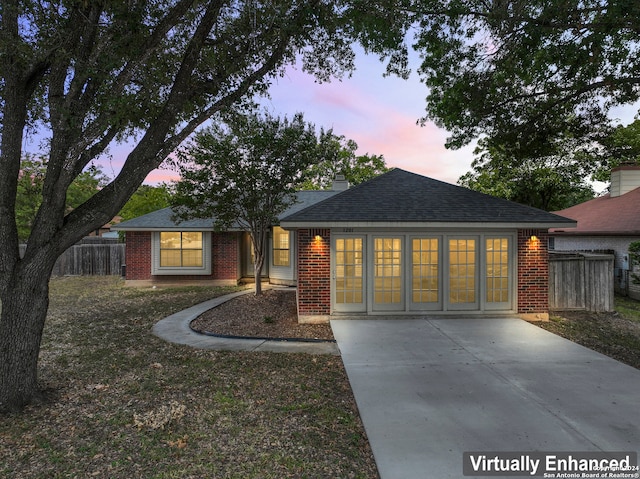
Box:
111;226;244;232
279;221;577;230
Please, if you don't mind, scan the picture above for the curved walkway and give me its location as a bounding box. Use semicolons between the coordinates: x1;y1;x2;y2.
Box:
152;288;340;355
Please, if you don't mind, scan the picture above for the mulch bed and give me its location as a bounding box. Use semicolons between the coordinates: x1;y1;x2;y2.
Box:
190;288;334;341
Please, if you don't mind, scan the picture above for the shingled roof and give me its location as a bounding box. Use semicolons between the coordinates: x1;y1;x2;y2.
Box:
280;168;575;228
112;190;340;231
550;186;640;235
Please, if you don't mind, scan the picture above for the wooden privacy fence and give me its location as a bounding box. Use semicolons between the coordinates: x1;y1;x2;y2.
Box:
19;237;125;276
548;252;614;312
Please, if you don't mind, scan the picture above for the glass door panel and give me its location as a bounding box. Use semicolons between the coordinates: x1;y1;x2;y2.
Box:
447;238;479;310
485;237;512;310
410;237;441;310
373;237;403;311
333;236;365;313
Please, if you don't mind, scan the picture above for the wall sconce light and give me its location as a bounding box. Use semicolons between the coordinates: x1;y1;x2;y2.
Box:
530;235;538;242
314;235;322;241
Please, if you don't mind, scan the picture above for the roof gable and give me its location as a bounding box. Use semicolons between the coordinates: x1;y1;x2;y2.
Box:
281;168;575;227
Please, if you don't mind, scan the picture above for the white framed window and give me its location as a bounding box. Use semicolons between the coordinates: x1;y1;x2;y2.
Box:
272;226;290;267
152;231;211;275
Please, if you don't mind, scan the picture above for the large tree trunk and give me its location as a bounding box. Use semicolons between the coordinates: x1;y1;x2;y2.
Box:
0;260;53;413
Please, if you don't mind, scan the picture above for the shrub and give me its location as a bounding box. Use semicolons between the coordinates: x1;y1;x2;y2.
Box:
629;241;640;285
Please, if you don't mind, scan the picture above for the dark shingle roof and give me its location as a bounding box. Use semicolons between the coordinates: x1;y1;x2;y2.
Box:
280;169;575;227
112;190;340;231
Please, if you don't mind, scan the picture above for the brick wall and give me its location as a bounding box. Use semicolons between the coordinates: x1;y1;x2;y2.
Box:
124;231;240;282
125;231;151;280
212;232;240;280
297;228;331;316
517;229;549;313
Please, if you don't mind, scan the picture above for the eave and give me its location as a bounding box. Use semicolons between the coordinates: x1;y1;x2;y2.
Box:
280;220;577;230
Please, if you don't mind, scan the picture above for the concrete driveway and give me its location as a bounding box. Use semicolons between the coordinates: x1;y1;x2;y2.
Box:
331;318;640;479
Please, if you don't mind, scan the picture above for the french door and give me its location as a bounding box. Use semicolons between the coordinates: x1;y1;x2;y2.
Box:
447;237;480;311
333;235;366;313
331;233;513;314
373;237;404;311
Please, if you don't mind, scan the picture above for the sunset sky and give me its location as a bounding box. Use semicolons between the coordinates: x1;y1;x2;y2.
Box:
138;49;479;186
141;49;638;187
24;48;638;188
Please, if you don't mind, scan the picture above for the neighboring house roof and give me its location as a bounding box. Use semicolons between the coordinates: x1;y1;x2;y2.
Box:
280;168;576;229
550;186;640;236
112;190;340;231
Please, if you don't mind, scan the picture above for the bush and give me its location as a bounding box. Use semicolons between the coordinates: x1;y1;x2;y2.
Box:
629;241;640;285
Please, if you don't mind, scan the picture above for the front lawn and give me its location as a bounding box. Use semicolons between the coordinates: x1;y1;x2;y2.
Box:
0;276;377;479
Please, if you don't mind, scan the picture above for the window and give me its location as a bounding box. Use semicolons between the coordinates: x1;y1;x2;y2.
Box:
152;232;211;275
272;227;290;267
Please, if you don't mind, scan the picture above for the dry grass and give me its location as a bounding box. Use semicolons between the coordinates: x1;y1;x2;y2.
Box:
0;276;378;479
536;295;640;370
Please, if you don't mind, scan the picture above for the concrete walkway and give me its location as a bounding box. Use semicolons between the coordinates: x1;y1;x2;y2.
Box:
152;288;339;355
331;318;640;479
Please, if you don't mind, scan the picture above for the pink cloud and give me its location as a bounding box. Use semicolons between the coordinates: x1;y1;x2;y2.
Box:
267;59;477;185
96;56;478;187
144;168;180;185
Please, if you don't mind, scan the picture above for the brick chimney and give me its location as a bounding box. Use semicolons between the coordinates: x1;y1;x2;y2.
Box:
610;165;640;197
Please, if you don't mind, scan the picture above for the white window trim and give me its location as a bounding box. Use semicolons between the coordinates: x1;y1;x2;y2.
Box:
272;226;291;268
151;231;212;275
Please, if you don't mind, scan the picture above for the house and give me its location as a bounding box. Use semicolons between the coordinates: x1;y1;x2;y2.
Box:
114;169;575;322
549;165;640;297
112;177;349;287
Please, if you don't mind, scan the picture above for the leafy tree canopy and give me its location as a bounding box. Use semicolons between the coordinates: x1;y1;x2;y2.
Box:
413;0;640;156
593;119;640;182
118;185;172;222
16;156;109;242
0;0;416;412
459;139;595;211
299;135;389;189
171;111;334;293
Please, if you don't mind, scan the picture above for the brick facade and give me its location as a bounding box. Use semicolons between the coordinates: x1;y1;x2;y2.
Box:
212;232;241;280
296;228;331;317
128;227;553;316
125;231;152;280
124;231;240;283
517;229;549;314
